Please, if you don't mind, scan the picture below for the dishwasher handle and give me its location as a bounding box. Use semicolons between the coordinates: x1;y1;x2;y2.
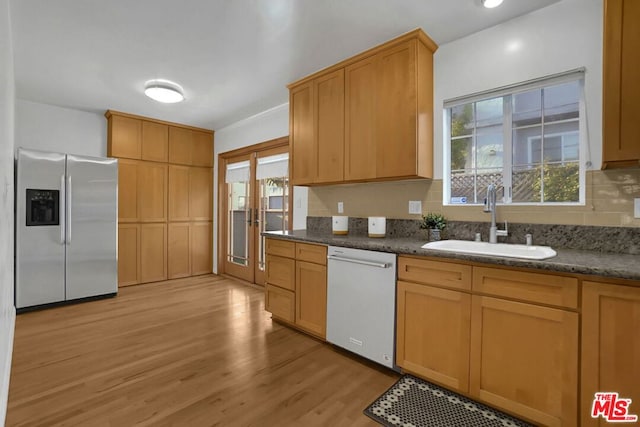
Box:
327;254;390;269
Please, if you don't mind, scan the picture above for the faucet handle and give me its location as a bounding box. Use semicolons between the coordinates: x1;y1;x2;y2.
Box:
483;197;491;213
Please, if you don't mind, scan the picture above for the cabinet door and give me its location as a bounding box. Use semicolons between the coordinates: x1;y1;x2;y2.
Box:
169;127;193;165
118;224;140;286
192;131;213;167
118;159;138;222
376;40;417;178
396;281;471;392
582;281;640;427
295;261;327;338
290;82;315;185
138;161;167;222
470;296;578;427
141;121;168;162
266;255;295;291
190;222;212;275
168;165;190;221
265;284;295;323
108;115;141;159
189;167;212;221
168;223;191;279
603;0;640;167
345;56;377;181
315;69;344;183
140;223;167;283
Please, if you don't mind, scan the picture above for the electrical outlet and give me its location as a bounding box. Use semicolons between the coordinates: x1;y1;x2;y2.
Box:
338;202;344;214
408;200;422;214
635;198;640;219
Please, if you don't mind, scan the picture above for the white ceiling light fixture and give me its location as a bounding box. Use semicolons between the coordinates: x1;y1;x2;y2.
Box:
144;79;185;103
482;0;504;8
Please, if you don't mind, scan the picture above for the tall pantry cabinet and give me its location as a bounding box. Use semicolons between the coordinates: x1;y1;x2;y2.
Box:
106;111;214;286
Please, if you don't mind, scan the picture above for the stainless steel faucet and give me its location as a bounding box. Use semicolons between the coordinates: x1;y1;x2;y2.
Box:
483;184;508;243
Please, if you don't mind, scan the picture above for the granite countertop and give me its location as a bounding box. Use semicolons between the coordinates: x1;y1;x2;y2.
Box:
264;230;640;282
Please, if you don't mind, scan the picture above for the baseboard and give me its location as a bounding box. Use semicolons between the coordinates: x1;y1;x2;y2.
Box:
0;306;16;426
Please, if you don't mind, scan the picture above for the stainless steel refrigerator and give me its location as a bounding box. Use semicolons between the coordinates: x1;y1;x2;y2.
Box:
16;148;118;310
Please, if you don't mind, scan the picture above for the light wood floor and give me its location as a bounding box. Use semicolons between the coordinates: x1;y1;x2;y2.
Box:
7;275;399;426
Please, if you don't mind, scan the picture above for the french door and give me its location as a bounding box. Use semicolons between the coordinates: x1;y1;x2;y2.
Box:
221;141;290;284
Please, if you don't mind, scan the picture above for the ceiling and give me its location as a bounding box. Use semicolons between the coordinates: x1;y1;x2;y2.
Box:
10;0;562;131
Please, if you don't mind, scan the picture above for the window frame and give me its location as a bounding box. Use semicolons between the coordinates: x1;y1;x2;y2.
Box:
443;70;586;207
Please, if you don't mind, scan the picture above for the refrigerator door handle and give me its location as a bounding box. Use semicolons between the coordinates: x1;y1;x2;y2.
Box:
60;174;66;244
66;176;72;244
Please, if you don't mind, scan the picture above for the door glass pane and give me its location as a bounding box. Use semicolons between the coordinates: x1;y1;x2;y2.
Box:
258;177;289;272
227;181;250;266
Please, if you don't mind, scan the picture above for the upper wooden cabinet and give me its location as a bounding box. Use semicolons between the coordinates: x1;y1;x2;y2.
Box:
288;69;344;185
192;131;214;167
602;0;640;169
108;114;141;159
189;167;212;221
106;110;214;166
288;29;437;185
169;127;214;166
290;82;315;185
141;121;168;162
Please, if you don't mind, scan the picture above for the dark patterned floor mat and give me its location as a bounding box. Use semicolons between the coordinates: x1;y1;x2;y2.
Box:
364;374;535;427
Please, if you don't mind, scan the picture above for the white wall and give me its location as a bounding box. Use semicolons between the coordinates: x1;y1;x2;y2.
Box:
16;99;107;157
433;0;602;178
0;0;15;423
212;103;305;273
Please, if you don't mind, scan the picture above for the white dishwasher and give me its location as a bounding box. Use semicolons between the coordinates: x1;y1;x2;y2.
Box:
326;246;397;369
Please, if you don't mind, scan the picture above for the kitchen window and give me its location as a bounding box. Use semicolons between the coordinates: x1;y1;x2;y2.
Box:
444;70;585;205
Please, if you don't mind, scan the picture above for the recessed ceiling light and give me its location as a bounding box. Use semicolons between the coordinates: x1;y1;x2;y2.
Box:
144;79;185;103
482;0;504;8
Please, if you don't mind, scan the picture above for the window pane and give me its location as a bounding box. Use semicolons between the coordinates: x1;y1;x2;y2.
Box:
476;97;503;127
513;126;542;166
542;162;580;202
513;89;542;127
543;81;579;122
512;165;541;203
543;121;579;163
476;131;503;169
451;103;474;137
451;137;472;171
476;170;504;205
451;170;475;204
228;181;249;266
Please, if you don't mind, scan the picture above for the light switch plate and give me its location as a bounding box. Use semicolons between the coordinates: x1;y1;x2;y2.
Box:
635;198;640;218
408;200;422;214
338;202;344;214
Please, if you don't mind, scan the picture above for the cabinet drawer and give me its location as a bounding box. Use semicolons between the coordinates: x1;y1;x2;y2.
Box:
295;242;327;265
266;255;295;291
265;238;295;258
473;267;578;309
265;284;295;323
398;256;472;291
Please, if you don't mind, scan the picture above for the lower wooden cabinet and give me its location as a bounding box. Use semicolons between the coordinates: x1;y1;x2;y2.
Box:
396;256;580;427
140;223;167;283
166;221;212;279
470;296;578;427
190;222;212;276
118;224;140;286
295;260;327;338
264;239;328;339
168;223;191;279
265;284;295;323
396;280;471;392
581;281;640;427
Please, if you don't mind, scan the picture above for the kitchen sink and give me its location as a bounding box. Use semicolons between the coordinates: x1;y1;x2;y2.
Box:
421;240;557;260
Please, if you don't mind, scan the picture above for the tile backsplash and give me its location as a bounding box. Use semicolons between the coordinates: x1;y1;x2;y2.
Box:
307;169;640;228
